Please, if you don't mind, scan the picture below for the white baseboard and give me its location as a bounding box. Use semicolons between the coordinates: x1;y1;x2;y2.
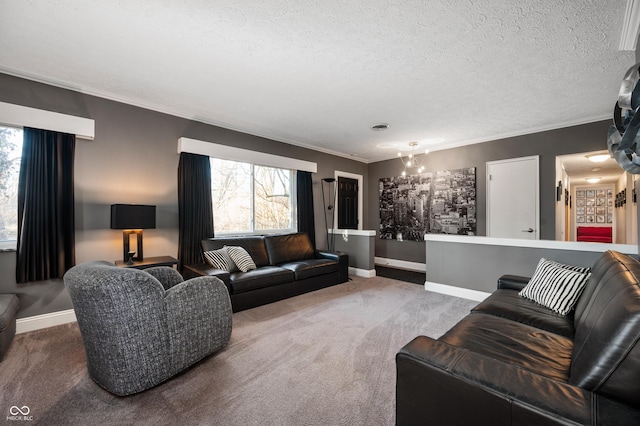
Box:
424;281;490;302
349;267;376;278
16;309;77;334
374;257;426;272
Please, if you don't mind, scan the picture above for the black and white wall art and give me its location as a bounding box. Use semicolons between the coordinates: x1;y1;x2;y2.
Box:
379;167;476;241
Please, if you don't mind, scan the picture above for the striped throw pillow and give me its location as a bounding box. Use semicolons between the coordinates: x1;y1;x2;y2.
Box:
225;246;257;272
519;258;591;315
203;247;237;272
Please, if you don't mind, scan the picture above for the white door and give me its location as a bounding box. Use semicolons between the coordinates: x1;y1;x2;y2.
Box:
487;156;539;239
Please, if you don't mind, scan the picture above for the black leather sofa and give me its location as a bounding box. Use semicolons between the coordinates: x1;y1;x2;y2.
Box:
396;250;640;425
183;232;348;312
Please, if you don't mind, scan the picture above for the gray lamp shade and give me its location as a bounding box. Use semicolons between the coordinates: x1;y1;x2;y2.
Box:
110;204;156;229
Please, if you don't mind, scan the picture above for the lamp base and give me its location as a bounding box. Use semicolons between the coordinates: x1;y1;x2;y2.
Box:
122;230;144;262
126;251;136;265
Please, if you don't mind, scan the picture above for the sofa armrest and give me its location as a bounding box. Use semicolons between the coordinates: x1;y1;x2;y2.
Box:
316;250;349;283
396;336;640;426
497;274;530;291
145;266;184;290
183;263;230;286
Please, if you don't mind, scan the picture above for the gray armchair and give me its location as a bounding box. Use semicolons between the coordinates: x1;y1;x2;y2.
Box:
64;261;232;396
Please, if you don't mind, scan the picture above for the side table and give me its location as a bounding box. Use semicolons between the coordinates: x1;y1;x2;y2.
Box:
115;255;179;270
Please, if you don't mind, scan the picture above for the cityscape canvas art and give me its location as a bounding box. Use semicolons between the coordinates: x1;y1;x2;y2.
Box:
379;167;476;241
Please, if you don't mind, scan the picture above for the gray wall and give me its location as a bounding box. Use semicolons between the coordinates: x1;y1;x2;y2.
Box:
0;71;620;318
426;239;616;293
0;73;367;318
333;232;375;271
368;121;612;263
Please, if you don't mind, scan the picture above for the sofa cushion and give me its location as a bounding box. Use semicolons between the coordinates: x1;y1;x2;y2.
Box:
201;236;270;267
439;313;574;382
576;226;612;243
472;289;575;338
229;266;294;294
519;258;591;315
264;233;315;265
203;247;238;272
279;258;339;280
226;246;257;272
569;251;640;409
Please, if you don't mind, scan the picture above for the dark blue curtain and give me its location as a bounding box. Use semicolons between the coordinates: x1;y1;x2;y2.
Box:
178;152;213;269
296;171;316;249
16;127;75;283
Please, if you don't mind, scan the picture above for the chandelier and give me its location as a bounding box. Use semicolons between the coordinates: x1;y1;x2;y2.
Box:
398;142;429;176
608;61;640;173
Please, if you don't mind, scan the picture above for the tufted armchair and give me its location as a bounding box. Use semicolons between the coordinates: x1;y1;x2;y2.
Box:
64;261;232;396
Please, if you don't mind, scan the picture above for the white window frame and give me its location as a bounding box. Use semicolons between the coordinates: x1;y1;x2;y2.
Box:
210;159;298;236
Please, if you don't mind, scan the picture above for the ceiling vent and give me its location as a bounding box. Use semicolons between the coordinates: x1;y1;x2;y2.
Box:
371;123;389;131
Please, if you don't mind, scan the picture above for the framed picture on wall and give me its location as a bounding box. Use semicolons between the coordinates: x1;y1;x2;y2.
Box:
597;215;605;223
596;207;605;215
586;190;595;198
577;190;586;198
596;189;605;197
576;206;585;215
577;199;585;207
587;215;595;223
607;214;612;223
608;189;613;197
577;215;585;223
586;206;595;215
596;198;605;206
607;198;612;207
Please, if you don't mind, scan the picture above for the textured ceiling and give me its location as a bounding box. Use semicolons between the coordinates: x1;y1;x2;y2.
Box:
0;0;636;163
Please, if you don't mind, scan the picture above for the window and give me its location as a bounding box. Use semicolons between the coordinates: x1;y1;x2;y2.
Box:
211;158;296;234
0;126;22;246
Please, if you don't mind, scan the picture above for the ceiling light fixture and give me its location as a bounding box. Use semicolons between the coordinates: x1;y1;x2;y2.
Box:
586;177;601;184
586;153;610;163
398;141;429;176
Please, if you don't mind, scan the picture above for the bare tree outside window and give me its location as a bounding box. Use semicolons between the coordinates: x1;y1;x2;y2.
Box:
255;165;291;230
211;158;294;234
0;126;22;242
211;158;252;233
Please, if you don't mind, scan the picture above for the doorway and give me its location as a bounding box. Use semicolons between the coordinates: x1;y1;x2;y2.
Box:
334;171;363;230
338;176;358;229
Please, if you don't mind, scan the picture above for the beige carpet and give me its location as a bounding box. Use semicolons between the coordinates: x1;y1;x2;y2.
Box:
0;276;477;425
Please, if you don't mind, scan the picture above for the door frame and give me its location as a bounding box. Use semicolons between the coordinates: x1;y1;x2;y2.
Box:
486;155;540;240
334;170;363;230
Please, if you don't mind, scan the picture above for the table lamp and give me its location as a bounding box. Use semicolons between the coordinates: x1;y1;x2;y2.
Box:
110;204;156;264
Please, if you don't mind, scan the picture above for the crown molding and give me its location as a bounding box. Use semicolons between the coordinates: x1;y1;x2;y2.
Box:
620;0;640;51
0;66;369;164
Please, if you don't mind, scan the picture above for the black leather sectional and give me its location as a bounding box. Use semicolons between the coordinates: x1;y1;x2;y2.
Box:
396;250;640;425
183;232;348;312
